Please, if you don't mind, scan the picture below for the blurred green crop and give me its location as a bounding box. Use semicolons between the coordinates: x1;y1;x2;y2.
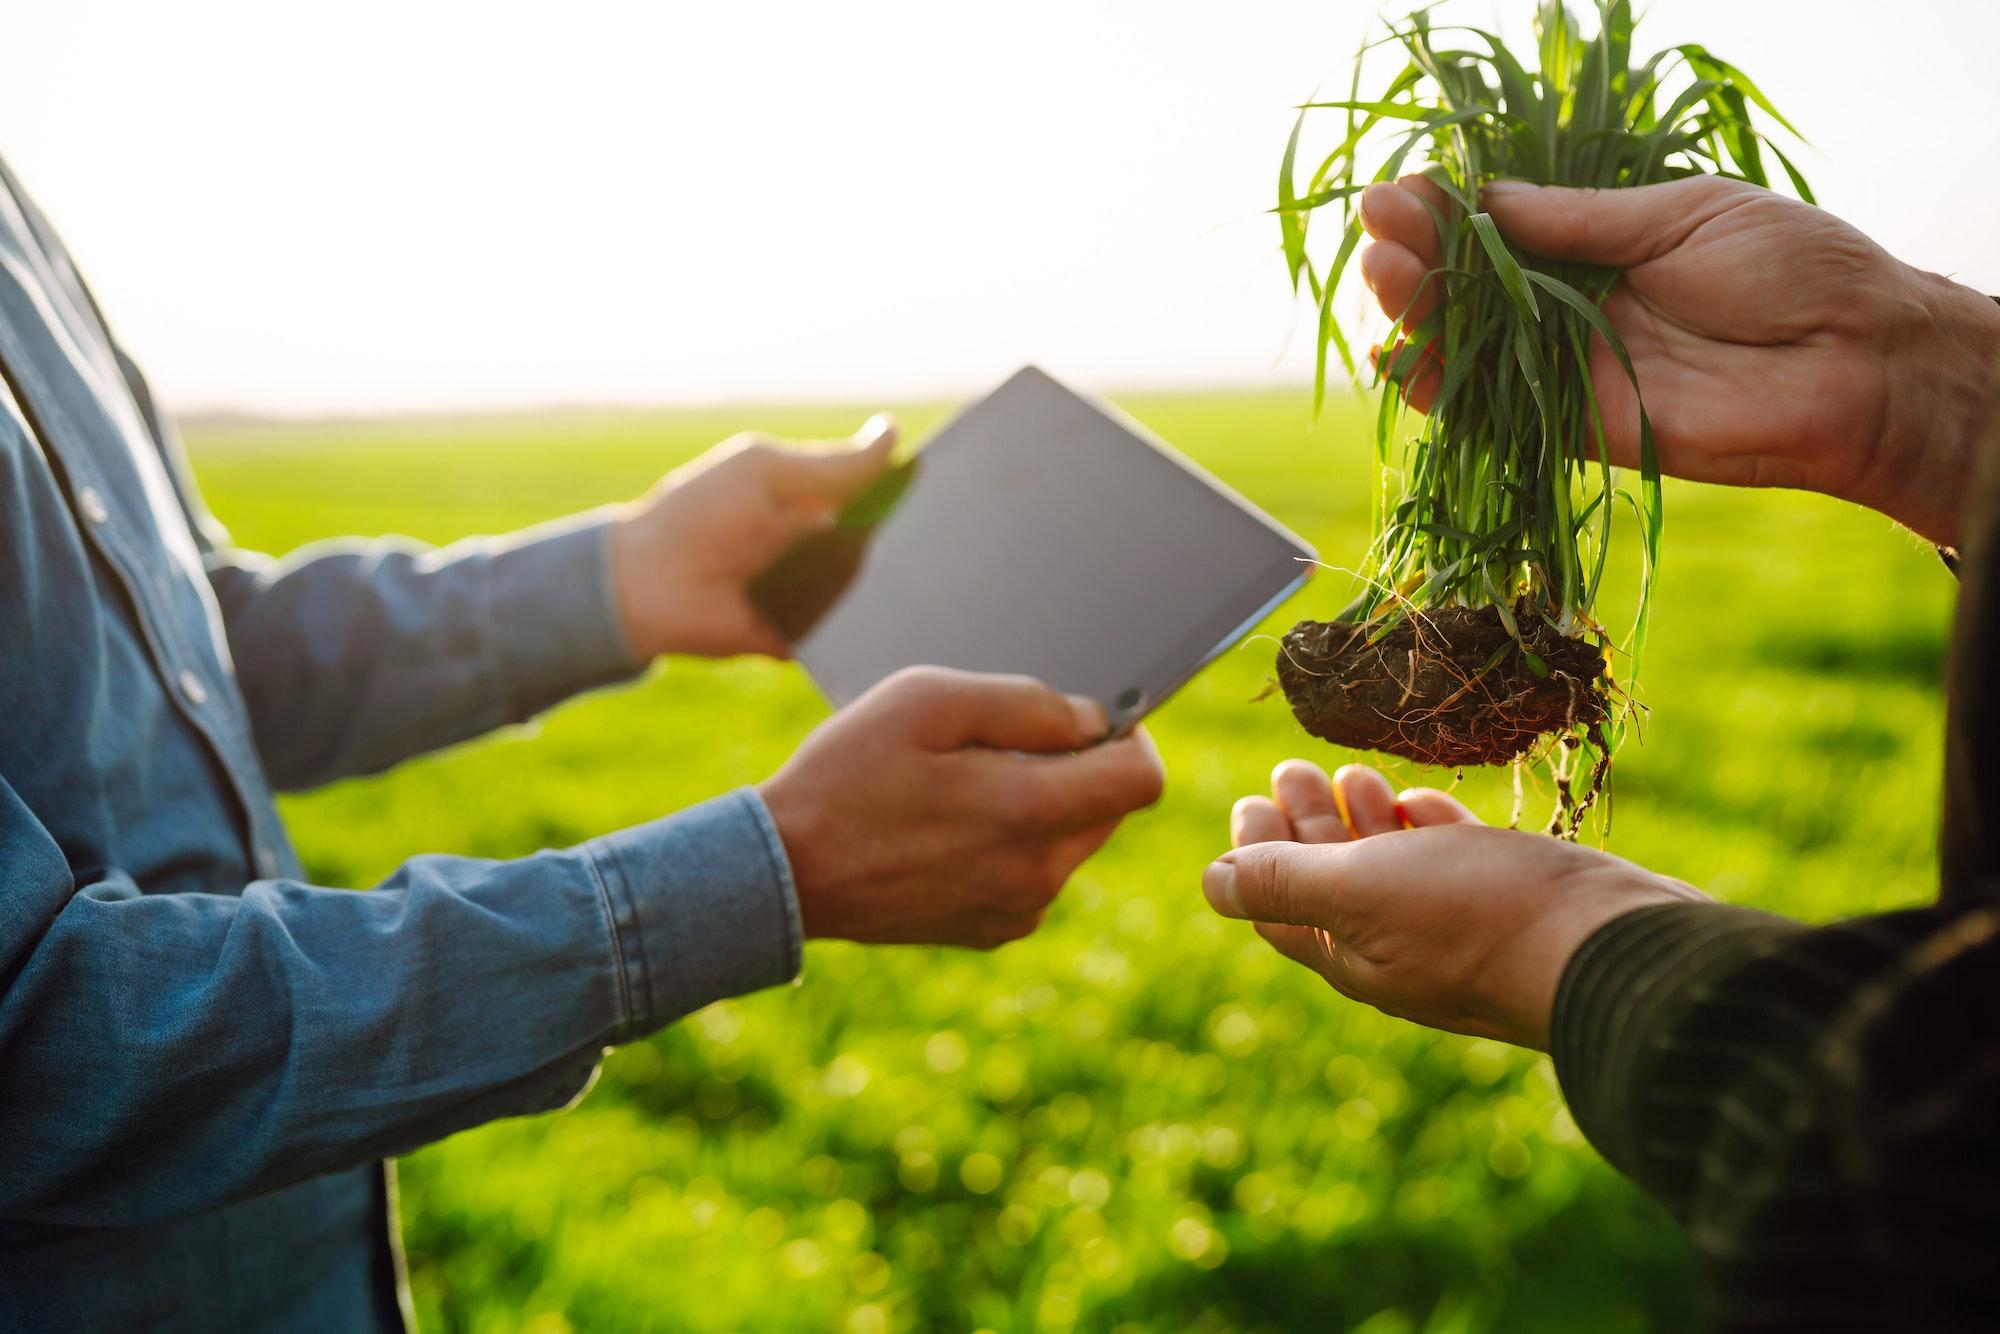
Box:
187;390;1953;1333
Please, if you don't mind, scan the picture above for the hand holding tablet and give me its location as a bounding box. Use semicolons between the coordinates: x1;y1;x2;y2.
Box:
750;366;1316;735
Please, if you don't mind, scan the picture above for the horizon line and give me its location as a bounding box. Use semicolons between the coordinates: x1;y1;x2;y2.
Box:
170;374;1330;434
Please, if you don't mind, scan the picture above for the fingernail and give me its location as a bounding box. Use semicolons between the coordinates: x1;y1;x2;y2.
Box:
1067;693;1108;738
1357;181;1390;226
1482;179;1532;199
856;413;894;446
1202;858;1242;916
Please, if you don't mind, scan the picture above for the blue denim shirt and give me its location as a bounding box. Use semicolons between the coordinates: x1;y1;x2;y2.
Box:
0;158;803;1329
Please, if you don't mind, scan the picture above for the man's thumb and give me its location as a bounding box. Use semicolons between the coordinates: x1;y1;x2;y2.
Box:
772;413;897;505
1481;176;1740;268
1203;841;1338;927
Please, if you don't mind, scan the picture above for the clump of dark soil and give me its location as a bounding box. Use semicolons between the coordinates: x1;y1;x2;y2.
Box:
1276;604;1608;768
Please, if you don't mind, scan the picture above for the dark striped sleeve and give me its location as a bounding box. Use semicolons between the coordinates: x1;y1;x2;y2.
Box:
1551;900;2000;1332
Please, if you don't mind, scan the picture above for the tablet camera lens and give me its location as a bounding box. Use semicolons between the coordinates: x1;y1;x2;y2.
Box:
1116;687;1146;715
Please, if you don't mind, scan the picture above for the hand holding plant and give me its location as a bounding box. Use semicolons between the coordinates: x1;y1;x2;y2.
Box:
1360;173;2000;548
1274;0;1820;830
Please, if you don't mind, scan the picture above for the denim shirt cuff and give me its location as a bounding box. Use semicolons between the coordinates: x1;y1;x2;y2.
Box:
582;787;804;1039
485;508;646;718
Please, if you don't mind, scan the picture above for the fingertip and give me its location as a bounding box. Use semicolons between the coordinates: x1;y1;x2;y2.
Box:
1357;242;1437;329
855;412;897;450
1358;179;1447;261
1201;854;1244;918
1396;787;1483;827
1404;364;1442;413
1334;764;1400;836
1231;794;1290;848
1271;756;1329;788
1123;725;1167;806
1357;181;1397;237
1356;238;1404;292
1272;758;1345;845
1065;693;1109;742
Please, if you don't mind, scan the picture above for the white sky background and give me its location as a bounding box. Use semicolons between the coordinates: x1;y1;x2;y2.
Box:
2;0;1997;416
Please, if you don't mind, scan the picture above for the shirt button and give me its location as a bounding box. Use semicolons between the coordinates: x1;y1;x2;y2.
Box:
78;486;109;524
255;845;282;878
177;669;209;707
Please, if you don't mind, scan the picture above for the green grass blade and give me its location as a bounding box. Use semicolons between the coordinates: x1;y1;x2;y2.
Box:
1468;214;1540;323
1278;110;1309;289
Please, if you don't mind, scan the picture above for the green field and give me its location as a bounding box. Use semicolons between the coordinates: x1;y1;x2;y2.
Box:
187;391;1955;1334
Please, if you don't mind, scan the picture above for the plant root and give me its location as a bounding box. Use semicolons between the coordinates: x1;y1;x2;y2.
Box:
1275;605;1608;769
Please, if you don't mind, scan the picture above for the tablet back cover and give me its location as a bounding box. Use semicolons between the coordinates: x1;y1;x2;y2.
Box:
753;366;1315;724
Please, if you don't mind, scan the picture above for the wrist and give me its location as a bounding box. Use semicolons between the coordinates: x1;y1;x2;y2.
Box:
1867;268;2000;547
608;504;672;659
1501;871;1708;1050
754;775;834;939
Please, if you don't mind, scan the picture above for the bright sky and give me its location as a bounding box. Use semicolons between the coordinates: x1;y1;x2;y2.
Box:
4;0;1997;415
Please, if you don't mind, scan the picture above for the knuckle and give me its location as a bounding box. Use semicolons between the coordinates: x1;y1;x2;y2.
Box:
973;914;1035;951
963;925;1008;953
1029;854;1071;904
1265;849;1310;923
1003;881;1057;920
882;664;954;707
991;673;1055;714
1690;173;1751;202
1571;195;1605;249
1243;848;1282;912
1001;910;1047;947
977;853;1062;918
884;663;942;692
1223;845;1269;913
1001;777;1065;829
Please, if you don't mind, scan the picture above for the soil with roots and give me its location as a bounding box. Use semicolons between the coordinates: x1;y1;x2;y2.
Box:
1276;605;1609;768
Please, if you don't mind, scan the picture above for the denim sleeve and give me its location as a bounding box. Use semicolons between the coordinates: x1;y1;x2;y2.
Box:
0;778;802;1229
201;513;646;791
112;343;647;791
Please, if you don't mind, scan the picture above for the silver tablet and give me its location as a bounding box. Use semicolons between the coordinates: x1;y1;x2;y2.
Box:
750;366;1316;733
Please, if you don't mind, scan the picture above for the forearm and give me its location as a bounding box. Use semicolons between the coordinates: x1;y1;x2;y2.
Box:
1550;901;1811;1205
209;510;642;789
1551;899;1995;1330
0;784;799;1228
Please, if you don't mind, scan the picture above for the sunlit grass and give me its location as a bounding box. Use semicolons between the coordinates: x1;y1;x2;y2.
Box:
189;389;1951;1332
